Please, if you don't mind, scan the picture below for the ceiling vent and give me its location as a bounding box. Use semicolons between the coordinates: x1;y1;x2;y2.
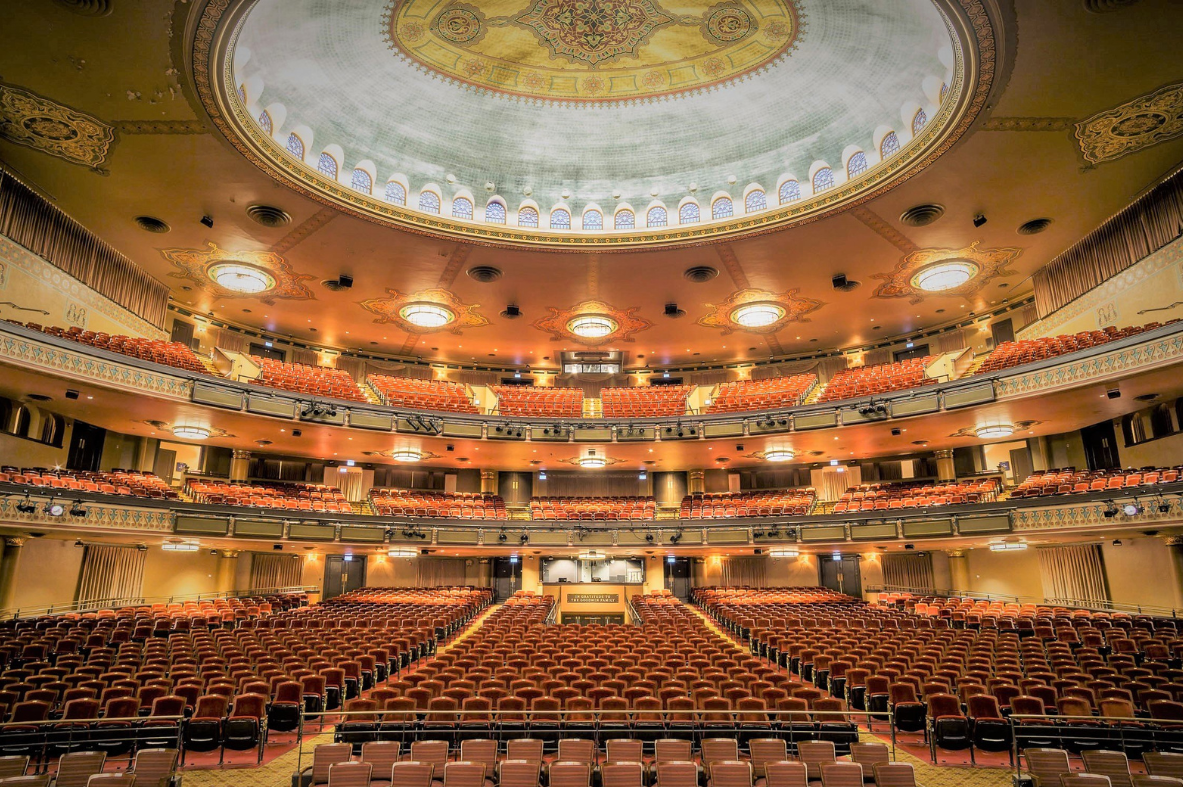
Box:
1083;0;1140;11
1018;217;1053;235
54;0;112;16
467;265;503;282
247;205;291;227
832;273;861;292
900;203;945;227
683;265;719;283
134;216;170;233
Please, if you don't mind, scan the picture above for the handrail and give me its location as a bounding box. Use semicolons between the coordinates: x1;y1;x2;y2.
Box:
0;585;317;621
868;583;1183;618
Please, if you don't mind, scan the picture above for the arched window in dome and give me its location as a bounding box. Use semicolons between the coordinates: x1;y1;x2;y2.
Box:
452;196;473;219
847;152;868;178
317;152;338;179
518;206;539;228
646;206;667;227
778;180;800;204
419;190;441;214
745;190;767;213
385;181;406;205
286;133;305;160
940;83;948;104
913;108;928;136
615;209;635;230
257;110;272;135
712;197;734;220
485;201;506;224
679;202;700;224
880;132;900;159
550;208;571;229
237;84;247;104
351;168;372;194
583;209;603;230
812;168;834;193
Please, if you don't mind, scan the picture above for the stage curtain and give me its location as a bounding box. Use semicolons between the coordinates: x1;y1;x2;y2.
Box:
214;328;248;354
76;545;146;607
416;558;467;586
1037;544;1109;604
883;553;935;591
250;553;303;590
720;557;768;587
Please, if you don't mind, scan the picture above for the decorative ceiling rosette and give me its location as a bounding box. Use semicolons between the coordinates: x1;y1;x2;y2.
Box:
949;419;1041;438
141;420;236;439
532;299;652;346
872;242;1021;304
359;287;489;334
362;448;443;461
555;454;626;468
697;288;824;336
160;242;315;304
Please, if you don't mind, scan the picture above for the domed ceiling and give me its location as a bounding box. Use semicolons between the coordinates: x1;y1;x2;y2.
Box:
211;0;975;248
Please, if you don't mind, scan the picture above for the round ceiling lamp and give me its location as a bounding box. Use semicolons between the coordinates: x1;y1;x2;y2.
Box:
730;302;786;328
208;263;276;294
567;315;618;339
172;425;211;440
399;303;455;329
764;449;795;463
387;547;416;557
975;423;1015;439
578;550;606;561
768;548;800;558
162;539;200;552
579;455;608;469
391;449;423;463
911;260;979;292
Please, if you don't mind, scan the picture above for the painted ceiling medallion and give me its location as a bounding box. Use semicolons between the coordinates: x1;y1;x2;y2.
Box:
871;242;1021;304
160;242;315;304
698;288;824;335
384;0;798;103
1075;80;1183;165
360;288;489;334
533;299;652;346
0;82;114;171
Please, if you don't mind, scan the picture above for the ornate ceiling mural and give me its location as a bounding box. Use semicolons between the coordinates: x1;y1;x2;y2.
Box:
697;287;824;335
0;82;115;171
159;242;316;304
384;0;800;103
532;299;652;346
1075;80;1183;166
871;242;1022;304
359;288;490;334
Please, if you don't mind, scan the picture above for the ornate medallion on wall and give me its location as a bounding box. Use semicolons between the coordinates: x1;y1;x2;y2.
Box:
1075;81;1183;165
141;419;236;439
871;242;1021;304
532;299;652;346
160;242;316;304
359;288;489;334
697;288;824;336
948;419;1040;438
0;82;115;171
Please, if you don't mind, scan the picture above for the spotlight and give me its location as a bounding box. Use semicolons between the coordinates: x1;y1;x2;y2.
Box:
1103;501;1119;518
291;429;302;437
1112;539;1123;547
74;539;84;547
200;215;214;228
645;534;654;543
972;214;987;228
136;543;148;552
519;533;529;545
1106;387;1121;400
16;495;36;514
753;529;765;539
498;531;508;543
1158;498;1172;514
69;500;86;518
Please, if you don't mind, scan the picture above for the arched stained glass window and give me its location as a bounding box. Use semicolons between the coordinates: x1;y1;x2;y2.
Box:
712;197;734;220
286;133;304;160
485;201;506;224
913;108;928;136
615;210;635;230
317;152;338;179
646;206;667;227
257;110;272;135
550;209;571;229
847;152;868;178
237;85;247;104
452;196;473;219
385;181;406;205
880;132;900;159
519;206;539;227
778;180;800;204
679;202;700;224
419;191;440;214
583;210;603;230
351;168;372;194
812;168;834;193
940;83;948;103
745;190;767;212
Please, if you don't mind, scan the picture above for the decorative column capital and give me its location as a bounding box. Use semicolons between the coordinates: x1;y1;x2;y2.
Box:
218;549;240;559
934;449;954;460
946;548;966;558
232;449;252;460
3;537;26;548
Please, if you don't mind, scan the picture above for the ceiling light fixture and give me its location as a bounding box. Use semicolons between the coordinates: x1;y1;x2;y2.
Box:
579;455;608;469
912;260;979;292
567;315;618;339
974;423;1015;439
208;263;276;294
172;425;211;440
399;303;455;328
989;542;1027;552
578;550;606;561
162;540;200;552
387;548;416;558
768;548;800;558
730;302;786;328
764;449;795;463
391;449;423;463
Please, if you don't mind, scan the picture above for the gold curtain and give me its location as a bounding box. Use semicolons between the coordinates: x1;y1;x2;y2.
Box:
214;328;249;354
882;553;935;591
76;545;146;607
249;553;303;590
416;558;468;586
1037;544;1110;605
932;328;968;355
720;557;768;587
0;170;169;328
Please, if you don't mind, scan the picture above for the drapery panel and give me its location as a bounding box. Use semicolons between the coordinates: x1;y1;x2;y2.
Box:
932;328;968;355
289;348;320;367
1037;544;1110;604
329;467;366;503
883;553;935;591
0;170;169;329
532;471;650;498
416;558;468;586
249;553;303;590
720;557;768;587
811;466;862;502
214;328;248;354
76;545;146;607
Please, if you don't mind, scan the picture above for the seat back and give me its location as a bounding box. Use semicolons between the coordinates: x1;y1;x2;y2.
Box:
764;762;808;787
498;761;540;787
819;763;863;787
600;763;643;787
708;762;752;787
130;748;178;787
547;762;591;787
391;762;435;787
328;763;373;787
871;763;917;787
442;762;485;787
654;762;698;787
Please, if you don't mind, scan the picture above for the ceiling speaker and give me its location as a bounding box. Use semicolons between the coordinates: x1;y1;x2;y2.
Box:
832;273;861;292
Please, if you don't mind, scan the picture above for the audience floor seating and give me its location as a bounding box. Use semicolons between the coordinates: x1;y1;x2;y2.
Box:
7;321;208;375
601;387;692;418
368;376;478;413
0;467;177;499
1009;466;1182;498
186;480;351;512
368;490;508;520
817;358;934;403
491;387;583;418
705;374;817;414
977;321;1177;375
529;497;656;521
251;357;368;402
680;490;817;519
832;479;999;512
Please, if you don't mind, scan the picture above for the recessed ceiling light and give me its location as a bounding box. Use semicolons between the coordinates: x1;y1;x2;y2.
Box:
400;303;455;328
209;263;275;294
731;303;785;328
568;315;618;338
912;261;979;292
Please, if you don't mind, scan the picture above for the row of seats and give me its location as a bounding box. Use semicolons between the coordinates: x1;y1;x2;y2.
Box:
0;467;177;499
1010;466;1183;498
978;321;1177;374
0;749;179;787
528;497;656;521
368;490;508;520
1023;748;1183;786
8;321;207;374
679;491;817;519
816;357;933;403
832;479;999;512
368;376;478;413
492;387;584;418
251;357;368;402
705;375;817;414
601;387;692;418
185;480;351;512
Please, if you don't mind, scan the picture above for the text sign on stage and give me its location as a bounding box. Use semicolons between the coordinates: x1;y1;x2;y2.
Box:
567;593;620;604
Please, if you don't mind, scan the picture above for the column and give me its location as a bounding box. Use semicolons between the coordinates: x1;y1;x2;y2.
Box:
934;449;956;482
687;470;705;495
947;549;969;593
230;450;251;483
214;550;240;594
0;537;25;611
480;470;497;495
